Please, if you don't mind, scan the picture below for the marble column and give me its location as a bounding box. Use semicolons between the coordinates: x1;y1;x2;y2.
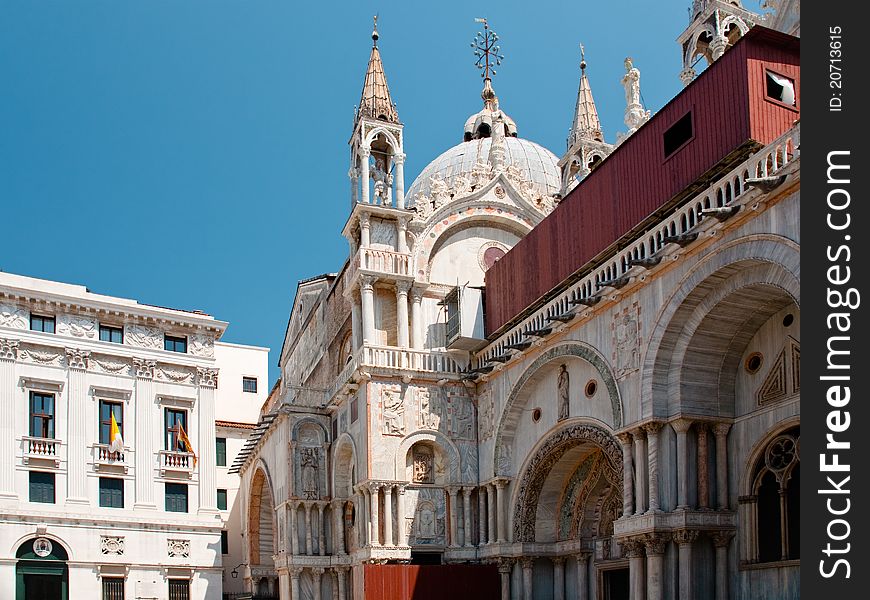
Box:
478;487;487;545
394;153;406;209
498;558;513;600
318;503;327;555
334;499;346;555
551;556;565;600
330;570;339;600
0;340;18;498
312;567;324;600
520;558;534;600
361;486;370;546
713;423;731;510
290;502;300;555
369;483;381;546
674;529;699;600
396;283;410;349
495;479;508;543
133;358;156;508
279;571;290;600
575;553;590;600
643;534;668;600
644;422;662;513
712;531;735;600
672;419;693;510
360;148;371;204
633;428;647;515
396;485;407;546
290;567;303;600
65;349;90;505
697;423;710;509
410;288;424;351
196;367;219;514
447;486;460;548
349;167;359;206
336;567;349;600
360;275;376;344
383;484;394;546
462;487;474;547
359;213;371;247
304;502;314;555
487;482;497;544
622;539;645;600
617;433;634;517
351;291;362;351
396;216;409;254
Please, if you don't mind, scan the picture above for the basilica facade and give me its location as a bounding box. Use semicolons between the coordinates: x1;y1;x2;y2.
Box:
233;2;801;599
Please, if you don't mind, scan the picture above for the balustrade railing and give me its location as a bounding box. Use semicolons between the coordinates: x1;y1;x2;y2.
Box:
93;443;126;466
159;450;195;473
23;436;60;462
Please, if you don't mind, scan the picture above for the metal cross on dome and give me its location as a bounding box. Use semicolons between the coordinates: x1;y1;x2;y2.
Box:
471;18;504;79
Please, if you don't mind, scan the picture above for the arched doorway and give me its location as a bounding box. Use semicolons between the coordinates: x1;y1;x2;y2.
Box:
15;537;69;600
248;468;276;568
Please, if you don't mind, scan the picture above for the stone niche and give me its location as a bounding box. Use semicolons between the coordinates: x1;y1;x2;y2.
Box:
291;418;330;500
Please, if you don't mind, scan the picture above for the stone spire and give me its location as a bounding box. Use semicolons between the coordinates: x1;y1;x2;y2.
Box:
567;46;603;148
677;0;758;86
356;16;400;124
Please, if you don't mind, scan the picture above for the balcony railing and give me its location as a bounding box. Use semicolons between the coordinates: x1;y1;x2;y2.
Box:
93;444;127;471
361;344;465;374
23;436;60;466
349;248;412;280
158;450;195;476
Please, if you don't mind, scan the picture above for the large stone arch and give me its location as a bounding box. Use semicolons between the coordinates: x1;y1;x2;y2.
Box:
248;463;277;567
395;429;463;483
642;235;800;418
291;417;329;443
493;342;622;477
332;432;357;499
10;533;72;561
511;420;622;542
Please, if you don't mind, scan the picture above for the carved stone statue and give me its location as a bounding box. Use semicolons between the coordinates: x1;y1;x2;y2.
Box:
622;57;641;107
382;388;405;435
417;503;436;538
370;158;392;205
413;447;434;483
558;364;570;421
301;447;319;499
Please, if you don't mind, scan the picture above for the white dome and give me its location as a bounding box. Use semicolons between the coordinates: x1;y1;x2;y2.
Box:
407;137;561;201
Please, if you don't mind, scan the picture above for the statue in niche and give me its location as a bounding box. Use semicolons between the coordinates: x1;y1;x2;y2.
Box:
371;157;392;205
557;364;570;421
413;447;434;484
301;447;319;499
382;387;405;435
615;311;640;377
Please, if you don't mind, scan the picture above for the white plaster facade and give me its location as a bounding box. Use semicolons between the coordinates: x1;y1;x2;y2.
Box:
0;273;268;600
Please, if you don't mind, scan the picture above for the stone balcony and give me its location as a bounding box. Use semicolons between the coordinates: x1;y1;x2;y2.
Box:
346;247;412;285
158;450;195;477
92;443;128;473
22;436;61;467
613;509;737;538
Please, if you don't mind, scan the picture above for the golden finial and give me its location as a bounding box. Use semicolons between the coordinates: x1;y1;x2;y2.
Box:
372;14;379;46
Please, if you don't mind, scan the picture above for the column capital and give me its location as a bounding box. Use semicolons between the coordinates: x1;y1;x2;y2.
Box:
0;338;19;361
334;565;351;574
359;146;371;158
574;551;592;565
642;533;670;556
672;529;700;546
712;422;732;437
519;557;535;569
679;67;696;86
410;286;426;303
132;357;156;379
359;212;371;227
311;567;326;577
445;485;461;496
289;567;304;579
497;557;514;574
671;418;693;434
348;166;360;180
197;366;219;388
643;421;663;435
551;555;567;566
359;274;377;291
616;431;633;446
619;538;645;558
65;348;90;370
710;530;736;548
396;280;412;295
397;215;410;230
366;481;383;493
494;477;510;489
460;485;476;495
631;427;646;441
393;152;406;165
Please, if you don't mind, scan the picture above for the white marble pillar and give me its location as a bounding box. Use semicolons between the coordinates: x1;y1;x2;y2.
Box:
697;423;710;510
65;349;89;505
617;433;634;517
318;502;327;555
334;499;346;555
478;487;487;545
330;570;339;600
447;486;460;548
349;167;359;206
290;502;300;555
396;282;410;349
674;530;699;600
360;148;371;204
279;571;291;600
643;534;667;600
396;216;409;254
396;485;407;546
520;558;534;600
552;556;565;600
672;419;693;510
369;483;381;546
644;422;662;513
633;428;647;515
0;340;18;498
712;532;735;600
359;213;371;248
360;275;376;344
495;479;509;543
394;153;406;209
462;487;473;547
622;539;645;600
305;502;314;556
312;567;324;600
197;367;219;514
713;423;731;510
133;359;156;508
575;553;590;600
290;567;303;600
498;559;512;600
410;287;424;353
383;484;394;546
336;567;349;600
351;292;362;351
487;482;497;544
360;486;370;546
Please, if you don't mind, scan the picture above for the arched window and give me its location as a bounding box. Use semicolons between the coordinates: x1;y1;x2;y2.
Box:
743;426;799;563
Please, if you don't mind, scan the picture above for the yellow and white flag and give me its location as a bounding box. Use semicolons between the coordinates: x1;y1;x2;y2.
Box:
109;411;124;453
177;422;197;468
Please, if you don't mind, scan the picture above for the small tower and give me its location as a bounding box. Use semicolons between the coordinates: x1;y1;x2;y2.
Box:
677;0;758;85
349;17;407;209
558;46;612;196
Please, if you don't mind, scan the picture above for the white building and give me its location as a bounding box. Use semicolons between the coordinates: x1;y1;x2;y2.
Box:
0;272;267;600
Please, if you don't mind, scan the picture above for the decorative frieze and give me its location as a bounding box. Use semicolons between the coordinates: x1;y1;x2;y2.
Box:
57;315;97;339
91;355;130;375
126;324;162;349
0;303;27;329
0;338;19;360
19;346;64;367
188;333;215;358
65;348;90;370
133;358;156;379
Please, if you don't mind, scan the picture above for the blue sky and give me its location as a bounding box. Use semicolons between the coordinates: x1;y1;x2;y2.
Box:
0;1;764;383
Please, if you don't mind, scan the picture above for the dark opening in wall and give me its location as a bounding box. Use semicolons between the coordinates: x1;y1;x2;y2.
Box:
663;111;693;157
766;70;796;106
